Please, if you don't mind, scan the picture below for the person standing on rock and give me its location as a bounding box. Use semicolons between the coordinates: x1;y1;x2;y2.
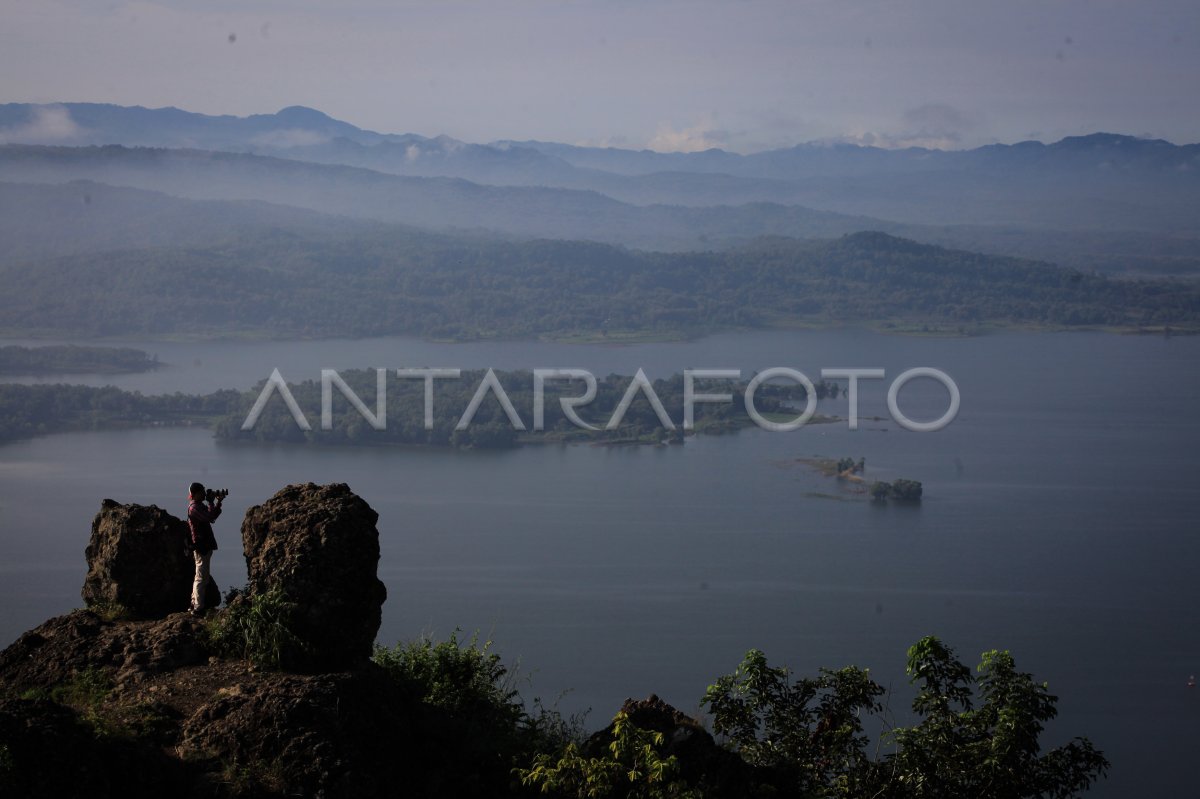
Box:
187;482;222;615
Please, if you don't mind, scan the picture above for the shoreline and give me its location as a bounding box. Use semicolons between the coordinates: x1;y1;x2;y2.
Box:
1;319;1196;348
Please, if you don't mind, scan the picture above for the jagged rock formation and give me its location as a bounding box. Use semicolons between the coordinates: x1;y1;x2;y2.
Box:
81;499;218;617
240;482;386;670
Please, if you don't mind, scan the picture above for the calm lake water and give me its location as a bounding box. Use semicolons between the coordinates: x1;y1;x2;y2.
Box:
2;329;1198;797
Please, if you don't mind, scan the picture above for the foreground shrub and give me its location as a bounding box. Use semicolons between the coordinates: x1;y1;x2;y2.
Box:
373;631;586;793
701;636;1108;798
373;630;523;728
204;585;307;669
516;711;698;799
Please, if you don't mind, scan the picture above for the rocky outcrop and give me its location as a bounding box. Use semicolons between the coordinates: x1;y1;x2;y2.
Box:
0;610;209;689
82;499;218;618
177;668;426;797
240;483;386;670
0;482;518;798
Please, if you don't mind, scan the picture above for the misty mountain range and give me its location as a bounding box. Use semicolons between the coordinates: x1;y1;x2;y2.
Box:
0;101;1198;339
1;102;1197;262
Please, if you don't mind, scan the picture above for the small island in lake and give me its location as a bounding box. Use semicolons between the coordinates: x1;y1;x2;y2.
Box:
0;344;160;375
870;478;924;502
0;368;841;448
798;455;923;502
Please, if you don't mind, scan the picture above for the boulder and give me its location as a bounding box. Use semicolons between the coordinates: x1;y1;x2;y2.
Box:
82;499;218;618
240;483;386;670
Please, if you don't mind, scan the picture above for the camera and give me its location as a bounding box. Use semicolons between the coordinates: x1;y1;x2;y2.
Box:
206;488;230;503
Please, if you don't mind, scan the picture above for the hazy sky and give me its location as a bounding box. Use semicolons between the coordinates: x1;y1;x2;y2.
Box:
2;0;1198;152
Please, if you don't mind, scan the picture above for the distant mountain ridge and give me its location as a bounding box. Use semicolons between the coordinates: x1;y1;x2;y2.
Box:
0;102;577;183
500;131;1200;178
3;102;1197;184
0;180;386;262
0;103;1196;339
3;149;1199;274
4;101;1197;236
0;102;390;148
0;144;911;251
2;102;1199;277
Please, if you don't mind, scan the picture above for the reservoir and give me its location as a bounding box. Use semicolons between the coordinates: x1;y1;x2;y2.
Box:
2;328;1197;797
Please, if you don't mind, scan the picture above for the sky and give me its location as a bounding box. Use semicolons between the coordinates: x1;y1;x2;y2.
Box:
1;0;1198;153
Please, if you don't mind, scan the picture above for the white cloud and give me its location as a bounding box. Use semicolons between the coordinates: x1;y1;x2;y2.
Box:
645;117;729;153
0;105;84;144
832;104;988;150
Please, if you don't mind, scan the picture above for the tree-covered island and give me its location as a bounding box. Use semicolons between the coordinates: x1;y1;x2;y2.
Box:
0;369;841;447
0;344;160;375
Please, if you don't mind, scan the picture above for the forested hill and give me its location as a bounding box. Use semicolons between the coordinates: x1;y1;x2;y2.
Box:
0;145;889;252
0;180;383;262
1;230;1195;340
6;149;1200;273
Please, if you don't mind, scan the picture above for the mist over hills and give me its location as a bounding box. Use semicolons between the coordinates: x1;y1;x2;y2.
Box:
0;102;580;185
2;144;1197;274
0;145;908;252
1;101;1198;341
504;133;1200;179
0;180;386;262
506;134;1200;233
3;102;1198;234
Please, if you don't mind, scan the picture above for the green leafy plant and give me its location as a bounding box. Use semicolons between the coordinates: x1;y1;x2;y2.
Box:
886;636;1109;798
373;630;522;723
25;666;114;711
525;694;591;755
516;711;697;799
204;585;307;669
373;630;587;793
701;638;1108;798
86;601;132;622
702;649;884;797
18;667;120;738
